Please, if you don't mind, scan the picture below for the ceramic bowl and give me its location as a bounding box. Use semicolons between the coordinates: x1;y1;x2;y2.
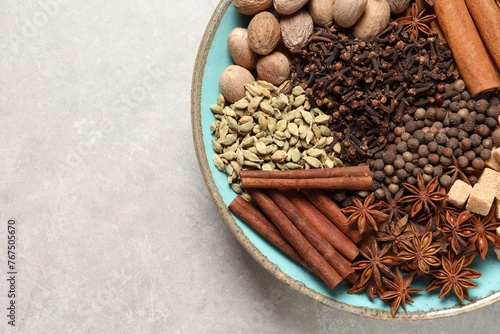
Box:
191;0;500;319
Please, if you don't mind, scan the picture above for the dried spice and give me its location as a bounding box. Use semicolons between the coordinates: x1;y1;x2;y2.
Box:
289;22;457;165
397;231;441;274
426;251;481;302
441;211;473;255
380;267;421;317
400;174;448;217
395;3;436;41
376;215;413;253
349;239;400;291
469;209;500;260
342;192;389;234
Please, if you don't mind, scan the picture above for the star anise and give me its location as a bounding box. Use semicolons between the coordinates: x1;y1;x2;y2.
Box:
349;239;401;291
379;184;407;224
469;209;500;260
400;174;448;218
342;193;389;235
395;3;436;41
376;215;414;254
443;155;474;186
441;211;474;255
380;267;421;317
398;231;442;274
426;251;480;302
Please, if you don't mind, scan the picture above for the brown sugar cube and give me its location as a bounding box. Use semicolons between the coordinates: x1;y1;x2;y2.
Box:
466;183;496;216
486;148;500;172
493;147;500;164
496;199;500;220
447;179;473;209
477;168;500;199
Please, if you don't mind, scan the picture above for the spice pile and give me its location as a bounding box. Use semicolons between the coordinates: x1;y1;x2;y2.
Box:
208;0;500;316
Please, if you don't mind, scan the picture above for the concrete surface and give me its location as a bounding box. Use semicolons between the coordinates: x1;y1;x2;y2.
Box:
0;1;498;333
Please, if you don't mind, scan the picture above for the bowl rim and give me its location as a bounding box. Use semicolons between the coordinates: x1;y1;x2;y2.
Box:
190;0;500;320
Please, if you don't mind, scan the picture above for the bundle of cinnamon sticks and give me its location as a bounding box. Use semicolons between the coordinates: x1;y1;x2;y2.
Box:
228;166;373;289
434;0;500;96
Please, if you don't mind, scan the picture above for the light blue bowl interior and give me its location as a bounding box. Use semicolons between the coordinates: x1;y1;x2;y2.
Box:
198;3;500;317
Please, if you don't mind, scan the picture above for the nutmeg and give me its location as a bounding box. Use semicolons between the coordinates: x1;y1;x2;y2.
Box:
219;65;255;103
386;0;410;14
352;0;391;40
332;0;368;28
256;51;290;85
280;10;314;53
273;0;309;15
247;11;281;55
308;0;336;27
227;27;259;70
233;0;273;15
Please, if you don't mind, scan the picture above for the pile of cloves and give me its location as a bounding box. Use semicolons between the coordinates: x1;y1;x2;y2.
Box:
289;22;459;165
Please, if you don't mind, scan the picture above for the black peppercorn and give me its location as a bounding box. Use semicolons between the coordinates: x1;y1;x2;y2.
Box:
407;138;419;151
396;141;408;154
418;157;429;168
457;155;469;168
463;119;475;132
472;157;485;170
394;157;405;170
475;99;489;113
406;176;417;185
428;141;438;152
466;100;476;111
453;147;463;158
449;114;462;126
447;137;460;150
450;101;461;112
435;132;448;145
396;169;407;180
475;113;486;124
485;117;498;129
402;151;413;162
487;106;499;118
418;145;430;157
464;150;476;161
483;138;494;150
382;150;397;164
435;108;447;121
401;132;411;142
405;121;418;134
473;144;484;155
476;124;490;137
480;148;491;161
461;138;472;150
373;170;386;182
373;159;385;170
433;166;443;178
457;130;469;140
428;153;440;165
470;134;482;147
492;129;500;147
423;164;434;175
405;162;415;174
440;155;452;166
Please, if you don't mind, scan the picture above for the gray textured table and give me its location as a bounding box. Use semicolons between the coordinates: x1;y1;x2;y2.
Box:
0;1;498;333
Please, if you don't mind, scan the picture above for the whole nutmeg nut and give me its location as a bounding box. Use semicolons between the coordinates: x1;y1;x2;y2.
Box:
256;51;290;85
308;0;335;27
280;10;314;53
247;11;281;55
219;65;255;103
233;0;273;15
352;0;391;40
332;0;368;28
273;0;309;15
227;27;259;70
386;0;410;14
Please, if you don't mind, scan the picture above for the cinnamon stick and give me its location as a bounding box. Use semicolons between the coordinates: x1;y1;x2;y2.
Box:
464;0;500;72
266;190;354;279
240;165;371;179
228;196;308;269
434;0;500;96
241;175;373;190
284;190;359;261
301;189;363;244
248;189;344;288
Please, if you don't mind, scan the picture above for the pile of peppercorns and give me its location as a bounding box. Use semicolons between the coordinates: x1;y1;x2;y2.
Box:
369;79;500;198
